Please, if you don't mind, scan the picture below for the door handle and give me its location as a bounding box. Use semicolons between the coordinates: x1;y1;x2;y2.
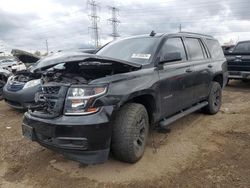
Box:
186;68;193;73
208;64;213;68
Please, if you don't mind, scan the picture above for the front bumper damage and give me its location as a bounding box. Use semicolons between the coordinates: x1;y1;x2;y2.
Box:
22;106;114;164
3;84;40;109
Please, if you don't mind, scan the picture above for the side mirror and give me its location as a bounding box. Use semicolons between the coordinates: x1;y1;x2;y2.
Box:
159;52;182;64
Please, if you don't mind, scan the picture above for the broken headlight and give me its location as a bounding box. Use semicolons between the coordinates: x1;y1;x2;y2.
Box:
64;86;107;115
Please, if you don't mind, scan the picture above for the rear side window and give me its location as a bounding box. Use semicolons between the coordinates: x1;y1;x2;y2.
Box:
185;38;205;60
233;42;250;53
205;39;224;59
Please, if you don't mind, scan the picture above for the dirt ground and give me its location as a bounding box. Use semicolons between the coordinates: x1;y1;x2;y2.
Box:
0;80;250;188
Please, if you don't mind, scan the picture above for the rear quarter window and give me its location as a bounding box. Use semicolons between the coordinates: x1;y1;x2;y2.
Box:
205;39;224;59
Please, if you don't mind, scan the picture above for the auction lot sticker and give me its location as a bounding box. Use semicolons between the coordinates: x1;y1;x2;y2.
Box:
131;53;151;59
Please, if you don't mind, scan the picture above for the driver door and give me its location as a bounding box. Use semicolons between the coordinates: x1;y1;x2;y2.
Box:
158;37;195;118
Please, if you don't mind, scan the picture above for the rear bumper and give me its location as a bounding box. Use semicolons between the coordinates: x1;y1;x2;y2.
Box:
228;71;250;79
22;106;114;164
3;84;40;109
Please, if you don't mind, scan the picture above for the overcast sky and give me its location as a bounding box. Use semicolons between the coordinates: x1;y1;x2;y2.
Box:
0;0;250;53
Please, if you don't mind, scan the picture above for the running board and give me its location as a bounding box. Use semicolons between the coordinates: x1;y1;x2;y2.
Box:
159;101;208;128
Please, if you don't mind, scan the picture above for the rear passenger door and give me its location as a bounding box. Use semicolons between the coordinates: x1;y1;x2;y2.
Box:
184;37;211;102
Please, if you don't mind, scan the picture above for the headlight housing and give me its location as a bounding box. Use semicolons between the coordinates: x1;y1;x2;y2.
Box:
23;79;41;89
64;85;107;115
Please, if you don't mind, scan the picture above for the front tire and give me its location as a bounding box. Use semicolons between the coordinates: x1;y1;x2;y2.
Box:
111;103;149;163
203;81;222;115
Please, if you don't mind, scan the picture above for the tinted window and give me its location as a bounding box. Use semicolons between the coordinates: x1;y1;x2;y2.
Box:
97;37;160;65
233;42;250;53
205;39;224;59
159;37;186;61
185;38;204;60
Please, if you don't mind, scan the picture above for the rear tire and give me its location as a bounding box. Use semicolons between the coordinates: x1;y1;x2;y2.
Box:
203;81;222;115
111;103;149;163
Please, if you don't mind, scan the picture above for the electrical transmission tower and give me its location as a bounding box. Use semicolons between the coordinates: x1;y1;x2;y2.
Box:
87;0;100;48
108;6;120;40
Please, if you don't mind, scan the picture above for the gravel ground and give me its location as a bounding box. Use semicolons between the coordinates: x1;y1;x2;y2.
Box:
0;80;250;188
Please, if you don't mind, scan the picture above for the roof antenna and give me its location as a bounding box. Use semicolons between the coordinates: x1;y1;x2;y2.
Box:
150;30;156;37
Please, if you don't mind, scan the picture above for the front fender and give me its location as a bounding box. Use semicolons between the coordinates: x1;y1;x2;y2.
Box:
91;67;160;119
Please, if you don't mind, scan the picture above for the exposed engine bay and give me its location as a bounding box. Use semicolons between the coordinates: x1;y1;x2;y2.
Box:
41;60;137;84
12;71;40;83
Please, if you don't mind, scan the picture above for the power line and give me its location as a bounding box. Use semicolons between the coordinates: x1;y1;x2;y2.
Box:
2;0;250;50
120;0;250;13
107;6;120;40
2;2;249;41
87;0;100;48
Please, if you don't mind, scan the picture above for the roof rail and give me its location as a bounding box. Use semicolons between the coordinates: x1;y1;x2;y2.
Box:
179;31;213;38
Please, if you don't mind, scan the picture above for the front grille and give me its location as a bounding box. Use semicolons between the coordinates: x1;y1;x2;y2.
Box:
36;133;88;150
30;84;69;119
42;86;60;94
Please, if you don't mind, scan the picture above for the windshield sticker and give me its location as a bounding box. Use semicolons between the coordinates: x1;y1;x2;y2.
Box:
131;54;151;59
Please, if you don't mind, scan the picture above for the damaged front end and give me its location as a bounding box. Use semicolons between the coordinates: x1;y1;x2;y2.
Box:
2;50;41;107
23;53;141;164
28;53;140;119
3;71;42;109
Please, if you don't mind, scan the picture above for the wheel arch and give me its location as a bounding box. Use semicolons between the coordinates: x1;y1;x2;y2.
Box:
212;73;224;88
120;92;158;125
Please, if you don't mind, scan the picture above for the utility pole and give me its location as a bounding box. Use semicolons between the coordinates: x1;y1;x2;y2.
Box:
179;24;182;32
45;40;49;54
87;0;100;48
108;6;120;40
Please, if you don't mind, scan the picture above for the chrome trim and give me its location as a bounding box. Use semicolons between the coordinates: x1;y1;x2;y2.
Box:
64;107;101;116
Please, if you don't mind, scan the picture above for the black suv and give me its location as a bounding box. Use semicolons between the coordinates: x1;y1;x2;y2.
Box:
225;40;250;82
22;32;228;164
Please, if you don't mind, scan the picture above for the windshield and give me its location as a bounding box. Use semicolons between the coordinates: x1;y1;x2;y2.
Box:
97;37;160;65
233;42;250;53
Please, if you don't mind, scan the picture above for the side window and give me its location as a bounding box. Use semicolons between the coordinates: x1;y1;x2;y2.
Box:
205;39;224;59
185;38;205;60
159;37;187;62
233;42;250;53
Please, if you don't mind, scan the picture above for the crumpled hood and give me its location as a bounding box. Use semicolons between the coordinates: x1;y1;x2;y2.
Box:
11;49;40;64
31;51;142;72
